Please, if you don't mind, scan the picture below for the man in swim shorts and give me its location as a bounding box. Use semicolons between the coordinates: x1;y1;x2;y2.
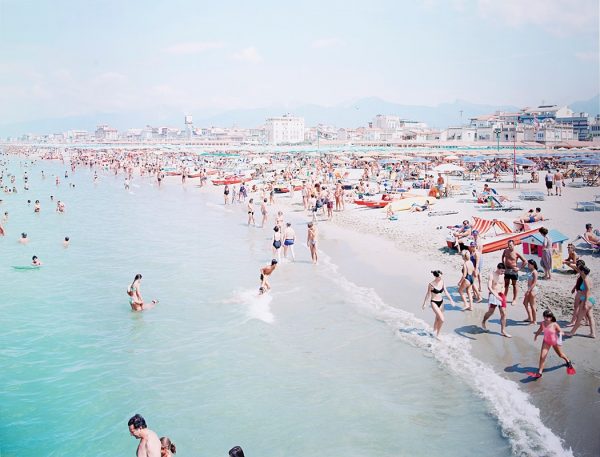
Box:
501;240;526;304
259;259;278;293
482;262;511;338
283;222;296;261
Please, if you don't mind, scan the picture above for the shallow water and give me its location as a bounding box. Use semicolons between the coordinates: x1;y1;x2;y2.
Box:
0;157;553;456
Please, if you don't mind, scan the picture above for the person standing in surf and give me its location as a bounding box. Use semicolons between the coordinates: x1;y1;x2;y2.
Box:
127;274;158;311
481;263;511;338
422;270;456;337
259;259;278;294
531;309;574;378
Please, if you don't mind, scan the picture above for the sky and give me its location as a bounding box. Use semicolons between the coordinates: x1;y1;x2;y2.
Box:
0;0;598;124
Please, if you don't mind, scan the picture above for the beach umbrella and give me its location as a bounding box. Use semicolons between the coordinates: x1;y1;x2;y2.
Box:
409;157;430;163
433;163;464;173
444;155;460;161
250;157;269;165
579;158;600;166
515;157;535;166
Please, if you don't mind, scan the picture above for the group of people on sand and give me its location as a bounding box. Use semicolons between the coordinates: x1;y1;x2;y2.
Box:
423;222;594;378
128;413;247;457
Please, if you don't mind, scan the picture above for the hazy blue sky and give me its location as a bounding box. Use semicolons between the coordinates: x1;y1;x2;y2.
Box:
0;0;598;123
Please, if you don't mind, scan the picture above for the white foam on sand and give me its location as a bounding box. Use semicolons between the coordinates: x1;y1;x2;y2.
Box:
317;252;573;457
226;288;275;324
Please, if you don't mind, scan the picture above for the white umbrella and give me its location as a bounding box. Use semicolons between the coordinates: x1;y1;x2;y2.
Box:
251;157;269;165
444;155;460;161
433;163;464;173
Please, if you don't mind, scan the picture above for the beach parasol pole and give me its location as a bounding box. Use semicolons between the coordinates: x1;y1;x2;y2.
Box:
513;120;517;189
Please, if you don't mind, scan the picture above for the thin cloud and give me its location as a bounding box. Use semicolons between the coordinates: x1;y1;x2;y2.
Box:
575;51;599;62
312;37;344;49
477;0;597;35
232;47;263;63
164;41;224;55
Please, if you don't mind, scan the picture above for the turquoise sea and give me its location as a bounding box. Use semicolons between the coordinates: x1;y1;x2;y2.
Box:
0;155;567;456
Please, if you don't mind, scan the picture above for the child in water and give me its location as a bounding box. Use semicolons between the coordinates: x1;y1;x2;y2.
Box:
531;309;575;378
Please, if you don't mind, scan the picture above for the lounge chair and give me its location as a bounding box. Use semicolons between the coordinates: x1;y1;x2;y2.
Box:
479;196;523;212
573;234;600;253
575;201;600;212
518;191;545;201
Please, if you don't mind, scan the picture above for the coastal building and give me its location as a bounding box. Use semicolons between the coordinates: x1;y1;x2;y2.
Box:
590;115;600;142
95;124;119;141
518;105;573;124
556;112;591;141
265;114;305;144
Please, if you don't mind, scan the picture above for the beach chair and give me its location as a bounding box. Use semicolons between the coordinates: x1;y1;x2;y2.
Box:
575;201;600;212
572;234;600;254
480;196;523;212
518;191;545;201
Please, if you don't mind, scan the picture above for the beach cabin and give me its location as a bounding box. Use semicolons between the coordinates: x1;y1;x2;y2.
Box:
521;229;568;271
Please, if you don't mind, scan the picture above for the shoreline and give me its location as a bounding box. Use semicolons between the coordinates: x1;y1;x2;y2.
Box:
225;178;600;457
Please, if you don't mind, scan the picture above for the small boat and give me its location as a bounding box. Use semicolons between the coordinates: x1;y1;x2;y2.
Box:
212;177;248;186
274;186;290;193
187;173;202;178
353;199;389;208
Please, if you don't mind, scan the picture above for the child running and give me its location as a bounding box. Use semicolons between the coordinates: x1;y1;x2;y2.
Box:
530;309;575;378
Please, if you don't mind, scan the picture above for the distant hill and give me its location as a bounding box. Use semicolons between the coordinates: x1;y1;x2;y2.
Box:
570;94;599;116
0;95;597;137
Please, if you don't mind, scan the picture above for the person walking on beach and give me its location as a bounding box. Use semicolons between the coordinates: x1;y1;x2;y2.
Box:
247;198;255;226
260;198;268;228
531;310;574;378
224;184;230;205
544;170;553;197
522;259;539;324
127;274;158;311
283;222;296;261
422;270;456;337
128;414;161;457
259;259;278;294
160;437;176;457
307;222;318;264
539;227;553;280
482;262;511;338
458;250;476;311
272;225;283;262
502;239;526;304
554;169;563;196
566;264;596;339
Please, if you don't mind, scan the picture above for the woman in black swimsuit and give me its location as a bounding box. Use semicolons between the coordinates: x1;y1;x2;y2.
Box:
422;270;456;337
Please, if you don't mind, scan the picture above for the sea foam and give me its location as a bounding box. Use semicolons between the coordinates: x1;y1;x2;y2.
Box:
317;253;573;457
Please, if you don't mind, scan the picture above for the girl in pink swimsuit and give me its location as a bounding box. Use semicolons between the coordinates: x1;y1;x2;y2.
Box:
532;310;573;377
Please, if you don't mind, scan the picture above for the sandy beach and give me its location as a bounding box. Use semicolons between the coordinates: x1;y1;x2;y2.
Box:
190;169;600;456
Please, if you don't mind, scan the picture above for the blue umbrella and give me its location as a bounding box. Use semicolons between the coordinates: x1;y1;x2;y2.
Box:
579;158;600;166
515;157;535;166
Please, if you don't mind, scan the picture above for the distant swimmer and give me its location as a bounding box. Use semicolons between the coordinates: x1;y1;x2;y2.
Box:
259;259;278;294
125;178;130;190
229;446;245;457
34;200;40;212
63;236;70;247
481;262;511;338
56;200;65;212
128;414;161;457
31;255;42;266
127;274;158;311
307;222;318;264
0;221;4;236
19;232;29;244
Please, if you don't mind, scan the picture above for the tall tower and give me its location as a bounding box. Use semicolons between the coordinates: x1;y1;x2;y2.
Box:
184;115;193;139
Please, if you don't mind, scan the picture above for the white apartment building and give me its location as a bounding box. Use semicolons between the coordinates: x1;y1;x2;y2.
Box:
265;115;305;144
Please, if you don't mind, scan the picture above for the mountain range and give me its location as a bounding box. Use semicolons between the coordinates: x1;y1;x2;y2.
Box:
1;95;598;138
